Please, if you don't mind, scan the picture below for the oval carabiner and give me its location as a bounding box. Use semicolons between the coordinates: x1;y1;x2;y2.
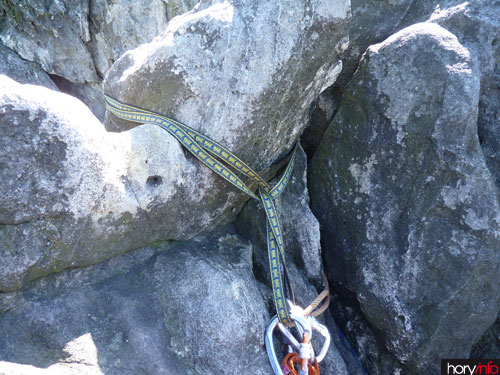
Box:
309;317;331;363
266;311;314;375
265;315;284;375
288;303;331;364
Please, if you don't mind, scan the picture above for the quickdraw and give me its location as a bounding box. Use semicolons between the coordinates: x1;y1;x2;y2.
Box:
103;94;331;374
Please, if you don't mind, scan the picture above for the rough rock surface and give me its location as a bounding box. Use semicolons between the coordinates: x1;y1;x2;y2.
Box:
102;0;348;261
1;1;499;375
103;0;348;154
0;43;57;90
309;23;500;374
0;229;274;375
428;1;500;192
0;0;197;119
0;0;96;83
304;0;500;160
0;75;222;291
0;0;349;291
302;0;418;158
88;0;176;79
385;0;500;192
235;143;322;281
339;0;414;86
471;312;500;359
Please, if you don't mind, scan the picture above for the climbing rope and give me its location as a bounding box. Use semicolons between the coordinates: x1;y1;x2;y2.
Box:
303;273;330;318
103;94;331;374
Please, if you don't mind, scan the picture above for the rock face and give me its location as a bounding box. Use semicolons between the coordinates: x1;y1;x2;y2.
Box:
0;0;197;119
88;0;174;79
0;43;58;90
309;22;500;374
304;0;500;160
0;75;212;291
0;0;96;83
428;1;500;192
0;0;349;292
0;226;357;374
339;0;414;85
302;0;418;159
1;1;499;375
0;230;273;375
471;312;500;359
103;0;348;155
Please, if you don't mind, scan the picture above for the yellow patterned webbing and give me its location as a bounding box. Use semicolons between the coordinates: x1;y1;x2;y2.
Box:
104;95;296;325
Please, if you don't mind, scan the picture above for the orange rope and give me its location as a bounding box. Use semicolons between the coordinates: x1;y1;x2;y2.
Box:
303;272;330;318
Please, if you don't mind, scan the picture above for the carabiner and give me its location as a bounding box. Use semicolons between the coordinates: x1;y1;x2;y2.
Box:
308;317;331;363
265;311;313;375
266;309;332;375
294;318;330;363
265;315;286;375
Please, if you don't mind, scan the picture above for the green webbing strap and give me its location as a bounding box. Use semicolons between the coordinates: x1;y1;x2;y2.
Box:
104;94;295;325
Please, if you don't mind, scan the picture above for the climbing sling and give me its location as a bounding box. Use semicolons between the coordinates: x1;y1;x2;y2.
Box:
104;94;331;374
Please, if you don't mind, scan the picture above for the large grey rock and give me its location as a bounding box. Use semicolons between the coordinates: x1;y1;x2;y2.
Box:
0;0;349;291
427;1;500;191
85;0;198;119
102;0;348;266
0;230;273;375
0;0;197;120
387;0;500;191
303;0;500;159
103;0;349;158
0;0;96;83
309;23;500;374
340;0;414;86
302;0;418;157
0;75;231;291
235;143;322;281
0;43;57;90
88;0;191;79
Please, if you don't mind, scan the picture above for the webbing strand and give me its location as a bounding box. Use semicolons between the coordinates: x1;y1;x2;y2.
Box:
105;96;273;193
104;94;294;325
105;98;260;200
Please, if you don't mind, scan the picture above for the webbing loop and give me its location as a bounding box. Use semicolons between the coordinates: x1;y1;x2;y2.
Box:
104;94;295;325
